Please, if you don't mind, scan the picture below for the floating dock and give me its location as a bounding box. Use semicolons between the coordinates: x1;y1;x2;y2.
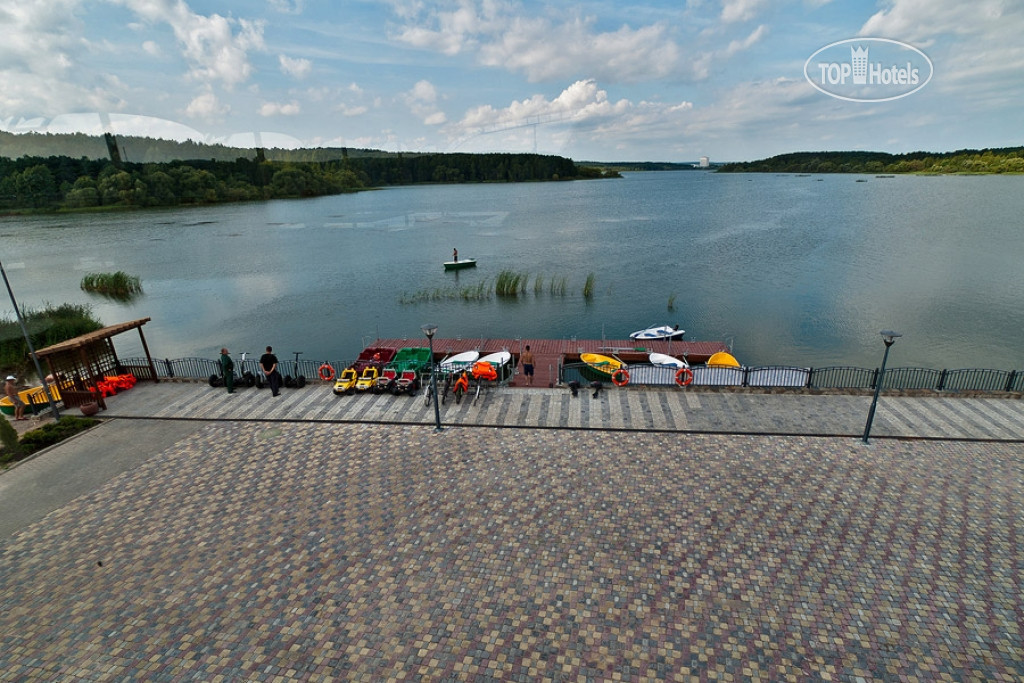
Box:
370;337;731;387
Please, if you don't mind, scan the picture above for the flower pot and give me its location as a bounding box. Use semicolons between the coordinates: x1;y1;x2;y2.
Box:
79;402;100;417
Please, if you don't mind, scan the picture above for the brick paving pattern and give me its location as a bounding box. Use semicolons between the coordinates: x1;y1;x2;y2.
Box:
1;422;1022;681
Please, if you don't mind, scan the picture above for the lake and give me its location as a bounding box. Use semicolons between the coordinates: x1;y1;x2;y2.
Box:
2;171;1022;370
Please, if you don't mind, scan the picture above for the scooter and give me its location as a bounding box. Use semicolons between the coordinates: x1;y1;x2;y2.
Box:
283;351;307;388
209;352;256;388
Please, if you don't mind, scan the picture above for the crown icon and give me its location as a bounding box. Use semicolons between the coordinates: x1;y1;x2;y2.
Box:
850;46;868;84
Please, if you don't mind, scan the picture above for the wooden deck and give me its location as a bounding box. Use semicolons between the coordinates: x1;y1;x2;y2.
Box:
372;337;731;387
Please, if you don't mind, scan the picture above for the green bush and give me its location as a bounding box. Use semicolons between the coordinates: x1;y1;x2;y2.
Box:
16;416;100;457
81;271;142;299
0;417;22;463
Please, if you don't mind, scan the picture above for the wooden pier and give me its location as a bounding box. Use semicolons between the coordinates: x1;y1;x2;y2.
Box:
371;337;731;387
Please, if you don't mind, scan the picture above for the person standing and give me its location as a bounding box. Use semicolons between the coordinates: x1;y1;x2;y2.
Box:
4;375;26;420
520;345;535;386
220;348;235;393
453;247;458;262
260;346;281;396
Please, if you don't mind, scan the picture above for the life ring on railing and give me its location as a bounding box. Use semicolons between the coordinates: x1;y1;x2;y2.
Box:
318;364;336;382
674;367;694;387
611;368;630;387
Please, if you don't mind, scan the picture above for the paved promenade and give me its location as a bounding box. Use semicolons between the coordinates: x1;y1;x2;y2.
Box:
98;380;1024;440
0;383;1022;680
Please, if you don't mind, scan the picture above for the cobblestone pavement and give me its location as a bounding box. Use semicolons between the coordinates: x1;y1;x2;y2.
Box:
1;422;1022;681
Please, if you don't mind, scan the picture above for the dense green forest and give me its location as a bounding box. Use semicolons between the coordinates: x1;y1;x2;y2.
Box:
0;132;608;211
717;146;1024;174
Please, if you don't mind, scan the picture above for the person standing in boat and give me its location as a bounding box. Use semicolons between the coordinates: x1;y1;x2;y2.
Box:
453;248;458;262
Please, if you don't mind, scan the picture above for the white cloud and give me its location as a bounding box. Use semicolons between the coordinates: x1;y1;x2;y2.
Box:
268;0;304;14
260;101;301;116
859;0;1024;96
184;90;229;119
279;54;312;79
142;40;162;56
110;0;266;88
392;2;687;83
723;24;767;57
403;79;447;124
721;0;769;23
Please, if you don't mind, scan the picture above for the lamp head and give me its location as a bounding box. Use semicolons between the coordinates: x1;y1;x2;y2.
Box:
880;330;902;346
421;323;438;339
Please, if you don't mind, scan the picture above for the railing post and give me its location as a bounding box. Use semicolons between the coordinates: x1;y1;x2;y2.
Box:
937;368;947;392
1006;369;1017;393
806;367;814;388
164;358;174;377
870;367;879;390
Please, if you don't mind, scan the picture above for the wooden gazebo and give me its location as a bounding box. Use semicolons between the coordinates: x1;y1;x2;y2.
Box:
34;317;160;409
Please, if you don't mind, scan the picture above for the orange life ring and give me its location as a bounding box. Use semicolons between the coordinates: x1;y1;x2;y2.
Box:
675;367;694;387
318;363;336;381
611;368;630;387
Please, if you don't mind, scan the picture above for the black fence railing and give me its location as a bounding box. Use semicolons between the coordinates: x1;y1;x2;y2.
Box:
127;358;1024;395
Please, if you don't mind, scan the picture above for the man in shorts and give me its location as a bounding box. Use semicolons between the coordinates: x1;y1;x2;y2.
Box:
4;375;26;420
520;345;535;386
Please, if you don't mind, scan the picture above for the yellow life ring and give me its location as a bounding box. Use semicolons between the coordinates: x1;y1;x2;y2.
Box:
674;367;694;387
318;363;336;382
611;368;630;387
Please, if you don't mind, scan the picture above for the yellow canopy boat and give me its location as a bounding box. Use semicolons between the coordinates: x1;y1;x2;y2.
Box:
707;351;740;368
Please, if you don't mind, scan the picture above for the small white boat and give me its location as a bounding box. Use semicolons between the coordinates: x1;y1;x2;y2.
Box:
478;351;512;367
439;350;479;372
629;324;684;341
649;352;688;369
443;258;477;270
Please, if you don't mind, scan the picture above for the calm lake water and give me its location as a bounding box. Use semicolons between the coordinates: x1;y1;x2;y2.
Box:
2;172;1023;370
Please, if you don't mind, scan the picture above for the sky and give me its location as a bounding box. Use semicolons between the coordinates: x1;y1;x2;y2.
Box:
1;0;1022;162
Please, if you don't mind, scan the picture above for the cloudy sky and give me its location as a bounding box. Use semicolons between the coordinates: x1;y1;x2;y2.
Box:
1;0;1021;162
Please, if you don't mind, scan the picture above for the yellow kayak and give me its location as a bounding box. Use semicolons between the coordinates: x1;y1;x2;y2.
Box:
707;351;740;367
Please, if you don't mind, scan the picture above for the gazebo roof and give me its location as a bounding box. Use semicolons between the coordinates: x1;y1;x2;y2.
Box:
34;318;152;358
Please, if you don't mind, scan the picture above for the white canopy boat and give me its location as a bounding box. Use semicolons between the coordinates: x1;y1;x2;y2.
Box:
439;350;479;372
629;324;685;341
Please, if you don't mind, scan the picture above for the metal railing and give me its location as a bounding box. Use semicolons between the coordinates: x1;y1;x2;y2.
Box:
126;357;1024;395
558;361;1023;394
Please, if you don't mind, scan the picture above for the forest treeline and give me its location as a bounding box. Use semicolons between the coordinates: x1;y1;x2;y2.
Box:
0;132;609;211
717;147;1024;174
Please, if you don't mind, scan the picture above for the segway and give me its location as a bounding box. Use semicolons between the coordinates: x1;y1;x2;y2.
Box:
283;351;307;388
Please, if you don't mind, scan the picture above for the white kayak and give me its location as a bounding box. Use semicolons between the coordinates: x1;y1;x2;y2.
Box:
649;352;688;369
439;350;479;371
629;324;685;341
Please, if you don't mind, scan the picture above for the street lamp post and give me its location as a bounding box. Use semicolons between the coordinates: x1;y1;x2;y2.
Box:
0;258;60;420
862;330;901;444
421;324;442;431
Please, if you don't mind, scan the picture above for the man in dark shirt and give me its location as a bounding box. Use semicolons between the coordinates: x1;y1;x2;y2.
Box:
220;348;235;393
260;346;281;396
